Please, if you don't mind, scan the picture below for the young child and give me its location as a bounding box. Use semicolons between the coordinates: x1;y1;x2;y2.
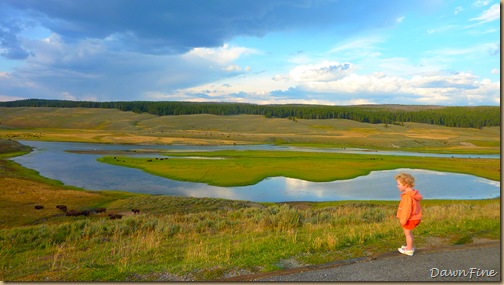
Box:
395;172;422;256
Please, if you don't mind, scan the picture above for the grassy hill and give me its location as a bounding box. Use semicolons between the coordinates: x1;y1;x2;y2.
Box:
0;107;500;153
1;99;499;128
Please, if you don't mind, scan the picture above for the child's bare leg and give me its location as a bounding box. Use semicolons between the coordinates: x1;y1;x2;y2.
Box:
403;228;414;250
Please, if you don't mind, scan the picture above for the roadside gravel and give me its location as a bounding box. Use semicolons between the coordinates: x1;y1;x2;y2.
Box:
220;241;501;282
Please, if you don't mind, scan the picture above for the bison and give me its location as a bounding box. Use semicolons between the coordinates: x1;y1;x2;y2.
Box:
65;210;90;217
56;205;68;212
34;205;44;210
108;213;123;220
95;207;106;213
66;210;81;216
132;208;140;214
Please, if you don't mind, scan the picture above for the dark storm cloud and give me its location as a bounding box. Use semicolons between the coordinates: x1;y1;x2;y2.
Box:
3;0;409;55
0;18;31;59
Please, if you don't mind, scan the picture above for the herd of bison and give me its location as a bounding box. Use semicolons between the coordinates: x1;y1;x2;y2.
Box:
34;204;141;220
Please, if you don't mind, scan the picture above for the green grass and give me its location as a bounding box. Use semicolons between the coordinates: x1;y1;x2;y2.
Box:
98;150;500;186
1;197;500;281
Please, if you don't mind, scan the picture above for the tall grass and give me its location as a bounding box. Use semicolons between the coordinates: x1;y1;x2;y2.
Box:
1;199;499;281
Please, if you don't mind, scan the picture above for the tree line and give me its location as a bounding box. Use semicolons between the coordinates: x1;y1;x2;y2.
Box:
0;99;500;128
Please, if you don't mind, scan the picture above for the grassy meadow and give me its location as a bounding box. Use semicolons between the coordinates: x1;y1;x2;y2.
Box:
0;107;501;281
98;150;500;187
0;107;500;153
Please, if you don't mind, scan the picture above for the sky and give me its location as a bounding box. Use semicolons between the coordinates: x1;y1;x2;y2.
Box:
0;0;500;106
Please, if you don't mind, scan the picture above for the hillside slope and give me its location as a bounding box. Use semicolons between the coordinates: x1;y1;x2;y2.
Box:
0;107;499;153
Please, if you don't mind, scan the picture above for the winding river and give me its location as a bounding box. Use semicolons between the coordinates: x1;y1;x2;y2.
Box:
10;140;500;202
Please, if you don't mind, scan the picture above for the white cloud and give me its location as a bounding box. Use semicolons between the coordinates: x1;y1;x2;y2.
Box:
473;0;489;7
349;99;376;105
223;65;242;72
470;4;500;23
491;68;499;74
299;72;402;94
0;1;498;106
0;94;24;102
454;6;463;14
272;74;290;81
146;67;500;105
61;91;76;101
0;34;262;101
329;36;384;56
222;65;250;73
183;44;259;65
277;67;499;105
289;61;352;82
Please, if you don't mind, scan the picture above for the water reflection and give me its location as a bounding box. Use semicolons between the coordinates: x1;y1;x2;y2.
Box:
10;140;500;202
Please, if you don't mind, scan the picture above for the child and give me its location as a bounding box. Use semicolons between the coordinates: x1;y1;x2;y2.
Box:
395;172;422;256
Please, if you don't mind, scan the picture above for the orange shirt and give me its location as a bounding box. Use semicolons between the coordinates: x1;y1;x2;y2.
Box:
396;189;422;225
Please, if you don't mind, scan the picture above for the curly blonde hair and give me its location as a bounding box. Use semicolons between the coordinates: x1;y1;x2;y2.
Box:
395;172;415;187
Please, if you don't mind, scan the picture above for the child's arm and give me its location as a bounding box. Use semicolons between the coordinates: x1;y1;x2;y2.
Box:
398;196;413;225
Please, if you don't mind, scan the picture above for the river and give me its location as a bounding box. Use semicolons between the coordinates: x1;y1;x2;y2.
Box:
10;140;500;202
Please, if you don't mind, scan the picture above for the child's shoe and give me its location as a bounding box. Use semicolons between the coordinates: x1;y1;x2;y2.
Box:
398;246;414;256
398;245;415;251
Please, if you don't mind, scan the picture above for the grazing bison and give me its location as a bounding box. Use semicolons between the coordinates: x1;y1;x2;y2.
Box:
95;207;106;213
66;210;81;216
132;208;140;214
34;205;44;210
56;205;68;212
65;210;90;217
108;213;123;220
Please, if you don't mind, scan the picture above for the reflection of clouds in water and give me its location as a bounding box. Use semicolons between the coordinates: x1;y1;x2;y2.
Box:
281;175;397;200
284;177;329;199
183;185;244;200
475;178;500;187
285;177;311;188
280;168;500;201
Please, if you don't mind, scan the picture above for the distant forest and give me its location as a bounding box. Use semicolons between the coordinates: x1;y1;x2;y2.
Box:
0;99;500;128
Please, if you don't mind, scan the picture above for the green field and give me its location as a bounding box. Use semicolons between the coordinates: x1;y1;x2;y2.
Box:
98;150;500;187
0;107;501;281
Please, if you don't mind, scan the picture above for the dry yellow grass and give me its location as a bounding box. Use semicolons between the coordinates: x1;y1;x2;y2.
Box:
0;107;499;153
0;177;111;228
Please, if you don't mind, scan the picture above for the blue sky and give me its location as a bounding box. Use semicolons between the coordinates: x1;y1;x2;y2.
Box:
0;0;500;105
